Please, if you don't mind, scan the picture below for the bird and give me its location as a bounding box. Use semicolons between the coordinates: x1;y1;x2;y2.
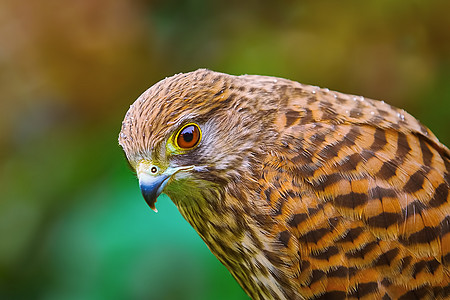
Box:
118;69;450;299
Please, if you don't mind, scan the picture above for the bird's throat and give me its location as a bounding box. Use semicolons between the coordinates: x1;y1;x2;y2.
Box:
166;180;289;299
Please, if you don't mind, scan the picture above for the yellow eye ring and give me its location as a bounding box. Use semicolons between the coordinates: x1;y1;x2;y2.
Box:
174;123;202;150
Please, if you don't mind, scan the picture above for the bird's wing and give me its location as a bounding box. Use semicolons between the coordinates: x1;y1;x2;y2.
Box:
258;87;450;298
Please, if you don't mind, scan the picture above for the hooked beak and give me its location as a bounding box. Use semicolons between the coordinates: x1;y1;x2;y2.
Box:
137;164;193;212
138;172;170;212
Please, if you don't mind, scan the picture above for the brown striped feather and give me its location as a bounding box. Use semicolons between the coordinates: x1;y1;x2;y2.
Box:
119;69;450;299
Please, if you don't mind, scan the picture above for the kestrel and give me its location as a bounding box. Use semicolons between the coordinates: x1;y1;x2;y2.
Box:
119;69;450;299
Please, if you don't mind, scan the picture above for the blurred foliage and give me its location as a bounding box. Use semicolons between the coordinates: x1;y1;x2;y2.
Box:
0;0;449;299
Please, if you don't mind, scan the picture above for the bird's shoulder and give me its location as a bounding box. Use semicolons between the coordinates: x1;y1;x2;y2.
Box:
254;86;450;297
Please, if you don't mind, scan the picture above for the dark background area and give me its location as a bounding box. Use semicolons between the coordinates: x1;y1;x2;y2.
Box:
1;1;449;299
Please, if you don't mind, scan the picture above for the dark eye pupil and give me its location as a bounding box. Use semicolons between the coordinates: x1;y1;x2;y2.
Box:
183;131;193;142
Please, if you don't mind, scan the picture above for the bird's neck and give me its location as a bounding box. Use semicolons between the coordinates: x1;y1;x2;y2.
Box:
167;181;292;300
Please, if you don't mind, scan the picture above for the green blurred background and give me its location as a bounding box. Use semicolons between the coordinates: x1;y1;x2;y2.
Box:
1;1;449;299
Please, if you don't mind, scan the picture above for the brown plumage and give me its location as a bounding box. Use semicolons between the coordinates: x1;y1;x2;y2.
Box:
119;69;450;299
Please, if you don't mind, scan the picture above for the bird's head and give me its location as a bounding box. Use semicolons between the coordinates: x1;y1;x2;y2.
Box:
119;69;281;213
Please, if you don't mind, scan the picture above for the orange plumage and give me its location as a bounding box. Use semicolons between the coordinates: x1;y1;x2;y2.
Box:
119;69;450;299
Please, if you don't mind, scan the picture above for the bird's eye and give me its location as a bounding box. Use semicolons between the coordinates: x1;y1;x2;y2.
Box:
175;123;201;150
